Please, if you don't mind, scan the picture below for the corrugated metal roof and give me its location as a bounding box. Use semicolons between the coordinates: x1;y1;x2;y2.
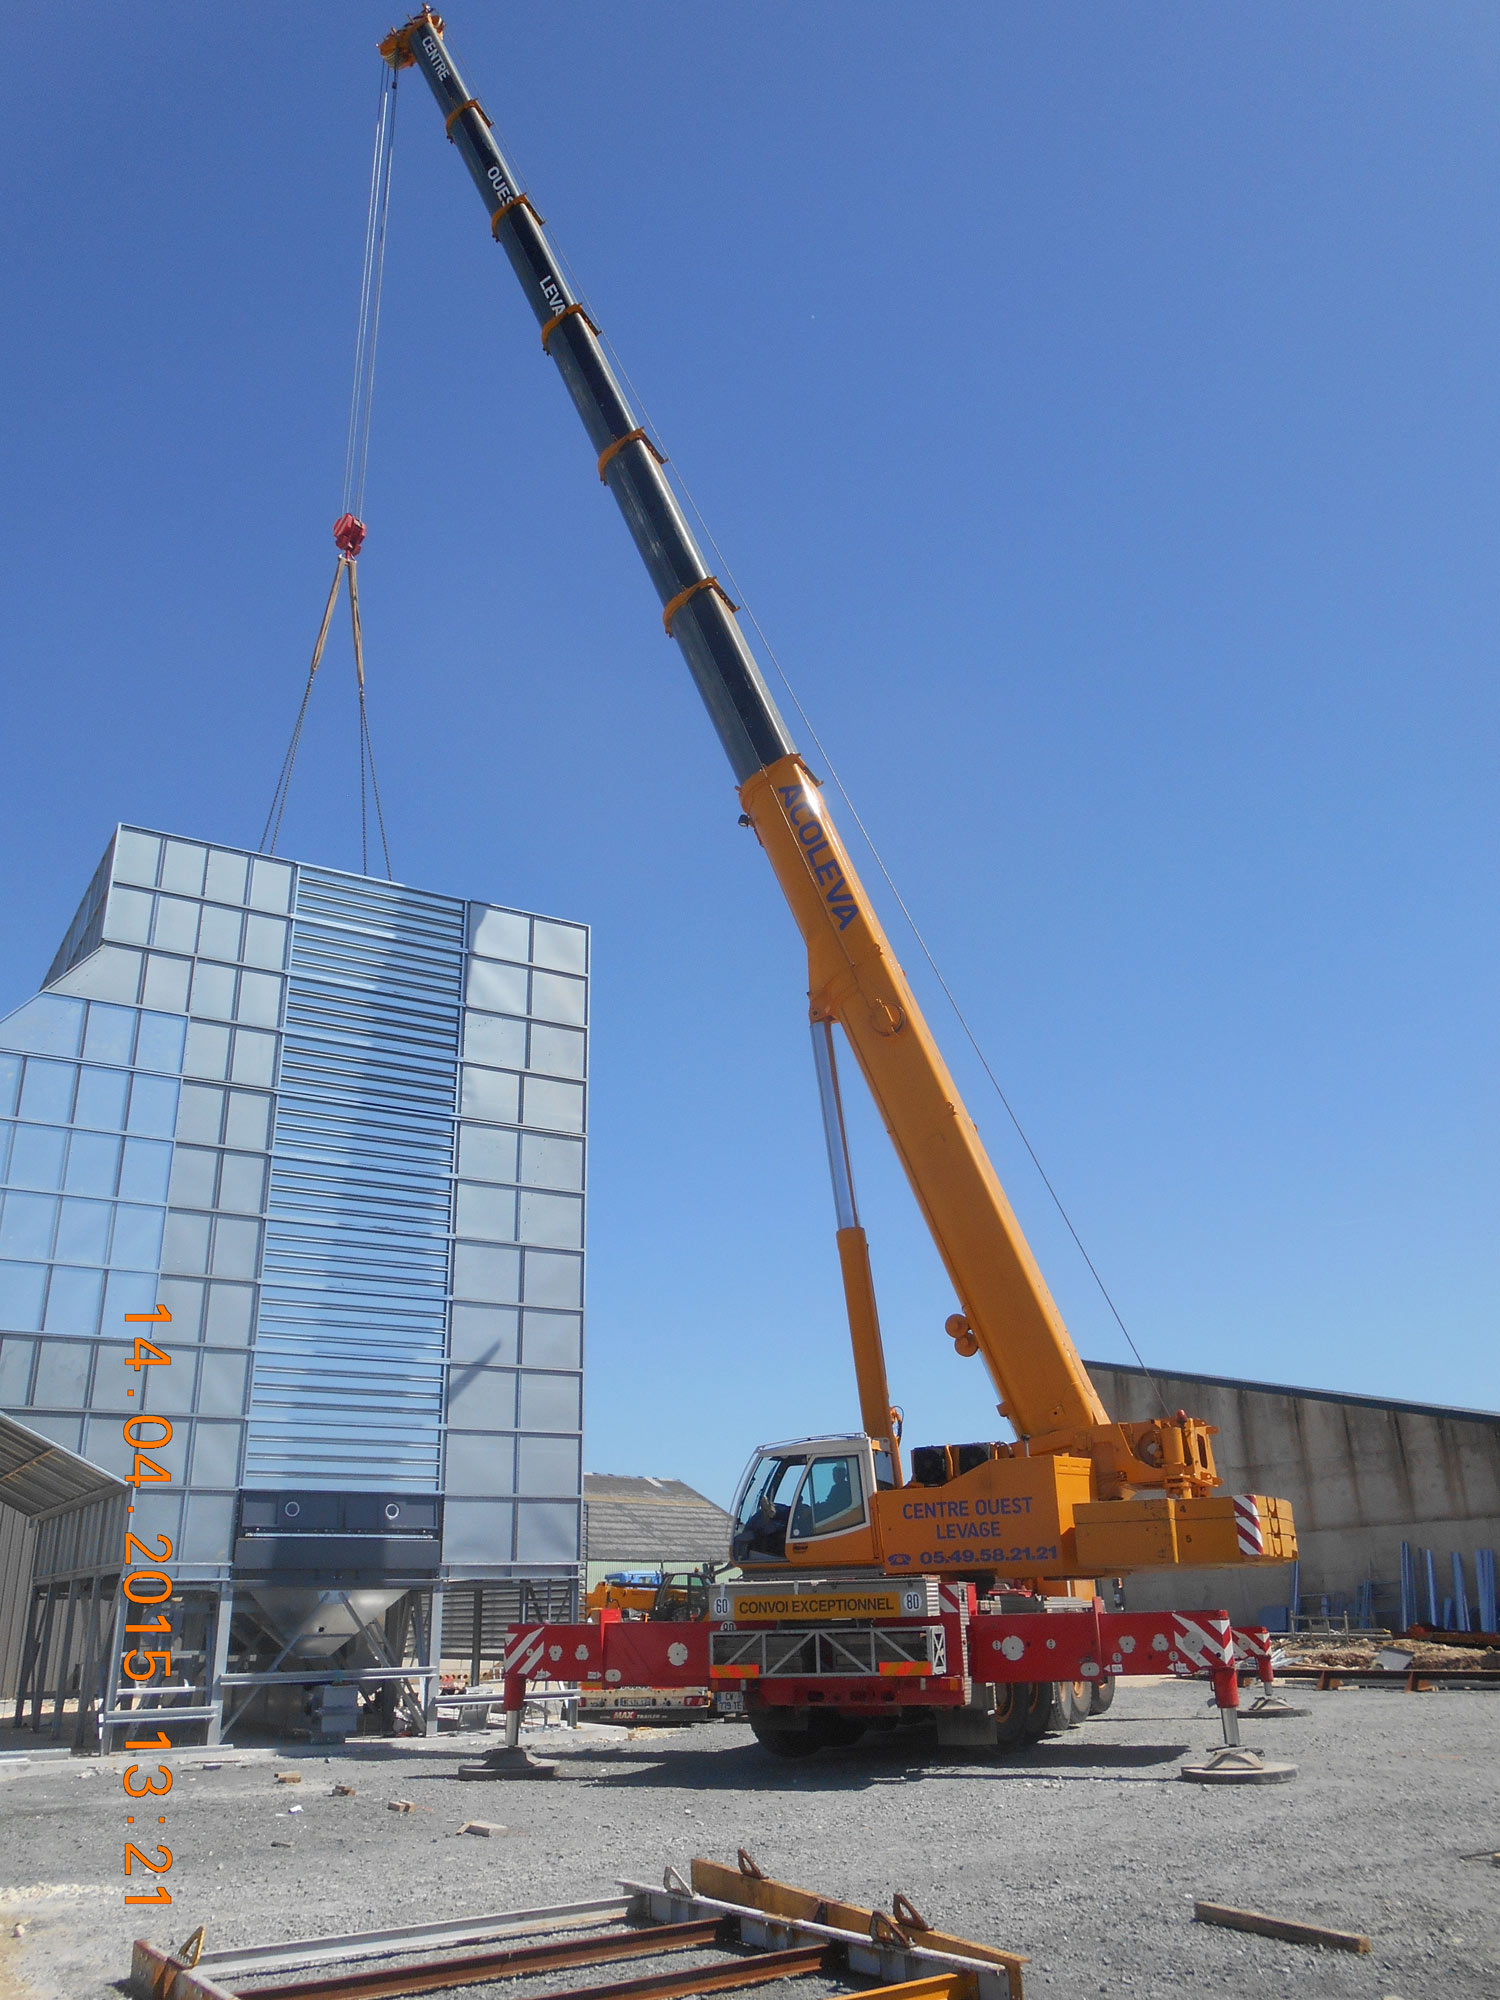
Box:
1085;1359;1500;1428
583;1473;732;1565
0;1413;126;1519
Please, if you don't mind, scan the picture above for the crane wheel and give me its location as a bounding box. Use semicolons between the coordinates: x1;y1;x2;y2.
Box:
990;1682;1031;1747
748;1716;823;1759
1019;1681;1056;1741
1088;1677;1116;1716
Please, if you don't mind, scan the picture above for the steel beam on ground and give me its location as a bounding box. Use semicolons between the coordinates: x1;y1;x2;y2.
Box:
196;1901;635;1982
239;1921;729;2000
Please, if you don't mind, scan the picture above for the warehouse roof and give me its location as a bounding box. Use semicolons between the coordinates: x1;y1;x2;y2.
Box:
583;1473;732;1566
0;1412;125;1518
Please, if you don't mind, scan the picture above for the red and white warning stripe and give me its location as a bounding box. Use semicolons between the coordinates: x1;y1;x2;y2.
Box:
1232;1625;1272;1673
937;1583;972;1619
1171;1611;1235;1675
501;1625;548;1680
1233;1495;1266;1557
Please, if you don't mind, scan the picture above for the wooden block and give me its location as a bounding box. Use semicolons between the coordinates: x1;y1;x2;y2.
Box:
1194;1902;1370;1954
458;1819;506;1836
274;1771;302;1784
387;1799;414;1813
332;1783;357;1796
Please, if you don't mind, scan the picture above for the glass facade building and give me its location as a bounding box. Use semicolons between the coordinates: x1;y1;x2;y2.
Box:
0;826;586;1596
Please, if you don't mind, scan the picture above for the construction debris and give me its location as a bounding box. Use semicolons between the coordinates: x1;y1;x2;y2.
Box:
458;1820;506;1837
332;1783;357;1796
1194;1901;1371;1953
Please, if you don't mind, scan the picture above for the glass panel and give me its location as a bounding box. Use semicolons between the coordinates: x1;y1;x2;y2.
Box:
169;1146;218;1208
529;971;587;1027
223;1091;271;1151
230;1029;277;1089
0;997;85;1058
518;1370;581;1432
19;1062;76;1124
196;1350;249;1419
442;1498;513;1564
190;963;236;1020
460;1066;519;1124
102;1269;159;1322
22;1413;83;1451
516;1442;581;1503
118;1137;171;1204
160;841;207;896
73;1066;126;1130
151;896;199;954
449;1303;519;1368
520;1312;581;1369
445;1428;515;1497
175;1083;225;1145
111;1203;166;1272
33;1340;92;1406
518;1133;584;1191
112;828;162;888
446;1366;518;1432
467;960;528;1014
517;1191;583;1250
789;1454;867;1538
456;1125;517;1185
521;1249;582;1308
51;945;143;1003
180;1494;236;1563
183;1021;231;1080
217;1153;266;1214
204;849;249;904
455;1182;515;1243
0;1333;35;1401
1;1193;57;1259
471;907;529;961
83;1004;135;1066
55;1197;111;1264
11;1125;68;1191
134;1011;185;1074
43;1266;104;1336
530;919;587;974
0;1262;47;1332
247;858;293;913
189;1422;243;1485
65;1130;121;1197
242;915;288;970
236;971;282;1028
521;1076;584;1134
0;1055;18;1116
126;1073;179;1138
210;1217;260;1280
529;1025;585;1079
452;1242;520;1305
196;904;243;962
464;1013;526;1069
140;955;191;1014
161;1211;211;1276
104;886;153;946
156;1276;205;1342
204;1282;255;1345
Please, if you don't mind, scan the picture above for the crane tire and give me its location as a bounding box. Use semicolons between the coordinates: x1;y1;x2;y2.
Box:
1019;1681;1056;1740
990;1682;1031;1747
748;1716;822;1759
1088;1677;1116;1715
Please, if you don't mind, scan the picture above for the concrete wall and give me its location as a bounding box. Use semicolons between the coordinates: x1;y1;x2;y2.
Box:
1086;1361;1500;1628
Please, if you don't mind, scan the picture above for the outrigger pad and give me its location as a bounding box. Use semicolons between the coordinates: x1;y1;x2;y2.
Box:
1180;1745;1298;1785
1242;1694;1309;1718
456;1745;557;1780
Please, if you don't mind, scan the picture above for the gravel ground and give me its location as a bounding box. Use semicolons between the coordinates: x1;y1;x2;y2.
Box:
1;1682;1496;2000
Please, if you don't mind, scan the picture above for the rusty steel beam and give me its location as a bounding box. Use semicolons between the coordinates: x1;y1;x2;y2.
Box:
238;1923;791;2000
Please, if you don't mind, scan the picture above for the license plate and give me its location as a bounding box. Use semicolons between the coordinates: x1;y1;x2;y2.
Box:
716;1691;745;1715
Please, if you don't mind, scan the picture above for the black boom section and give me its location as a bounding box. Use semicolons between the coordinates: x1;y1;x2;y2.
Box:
402;20;797;784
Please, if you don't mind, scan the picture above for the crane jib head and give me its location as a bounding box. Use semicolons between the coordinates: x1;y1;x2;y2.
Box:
778;785;858;932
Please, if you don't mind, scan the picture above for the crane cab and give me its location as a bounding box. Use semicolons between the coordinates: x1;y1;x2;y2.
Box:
729;1434;896;1572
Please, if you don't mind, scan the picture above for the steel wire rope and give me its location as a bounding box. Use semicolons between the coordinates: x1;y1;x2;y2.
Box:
544;228;1168;1409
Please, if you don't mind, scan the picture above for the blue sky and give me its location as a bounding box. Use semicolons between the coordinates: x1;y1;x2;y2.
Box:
3;4;1495;1504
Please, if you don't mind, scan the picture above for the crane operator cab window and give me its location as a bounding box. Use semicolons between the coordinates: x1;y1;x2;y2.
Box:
789;1453;866;1541
732;1454;806;1563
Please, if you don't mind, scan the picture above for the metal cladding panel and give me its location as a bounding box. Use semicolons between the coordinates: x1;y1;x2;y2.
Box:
245;870;463;1491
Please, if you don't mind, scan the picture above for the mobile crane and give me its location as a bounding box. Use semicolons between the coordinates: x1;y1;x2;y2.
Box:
381;12;1297;1761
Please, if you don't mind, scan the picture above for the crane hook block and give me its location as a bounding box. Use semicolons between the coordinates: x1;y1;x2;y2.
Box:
333;514;367;561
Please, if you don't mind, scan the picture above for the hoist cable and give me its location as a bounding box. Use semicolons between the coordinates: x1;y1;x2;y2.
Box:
347;561;393;879
544;229;1167;1409
343;67;398;526
261;562;344;857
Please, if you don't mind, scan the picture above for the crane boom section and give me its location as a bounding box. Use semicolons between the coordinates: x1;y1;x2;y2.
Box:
386;12;1106;1438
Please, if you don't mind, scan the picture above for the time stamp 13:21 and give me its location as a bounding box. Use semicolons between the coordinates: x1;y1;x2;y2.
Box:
116;1301;180;1907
